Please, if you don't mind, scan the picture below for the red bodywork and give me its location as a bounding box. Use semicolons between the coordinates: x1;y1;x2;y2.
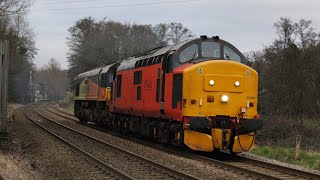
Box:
110;62;193;121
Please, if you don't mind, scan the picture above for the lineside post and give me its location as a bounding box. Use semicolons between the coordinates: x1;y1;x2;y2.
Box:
294;134;301;160
0;40;9;139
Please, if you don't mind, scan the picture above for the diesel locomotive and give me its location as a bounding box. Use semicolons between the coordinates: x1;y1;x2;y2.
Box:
74;36;262;153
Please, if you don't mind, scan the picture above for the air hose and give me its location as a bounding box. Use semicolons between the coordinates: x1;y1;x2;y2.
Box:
235;113;255;152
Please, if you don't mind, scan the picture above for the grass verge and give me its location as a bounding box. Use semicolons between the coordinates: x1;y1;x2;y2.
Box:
64;102;74;113
251;146;320;170
60;93;74;113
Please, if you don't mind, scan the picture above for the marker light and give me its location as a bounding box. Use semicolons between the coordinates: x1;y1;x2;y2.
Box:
235;81;240;87
209;80;215;86
221;95;229;102
190;99;197;105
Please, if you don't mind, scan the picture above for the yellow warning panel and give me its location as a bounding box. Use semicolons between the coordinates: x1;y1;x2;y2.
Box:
106;87;111;102
211;128;232;150
184;130;213;152
232;132;255;153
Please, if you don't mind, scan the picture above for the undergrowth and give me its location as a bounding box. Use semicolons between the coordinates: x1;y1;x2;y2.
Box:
251;146;320;170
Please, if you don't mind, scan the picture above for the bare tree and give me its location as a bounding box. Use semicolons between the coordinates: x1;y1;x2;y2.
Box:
0;0;32;17
0;0;36;103
295;19;317;48
167;22;194;43
153;23;169;46
35;58;69;101
274;17;297;49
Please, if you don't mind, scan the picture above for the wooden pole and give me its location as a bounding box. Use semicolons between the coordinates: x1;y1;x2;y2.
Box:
294;135;301;160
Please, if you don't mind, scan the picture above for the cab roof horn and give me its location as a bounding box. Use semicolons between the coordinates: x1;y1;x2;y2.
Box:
200;35;208;39
200;35;219;40
212;36;219;40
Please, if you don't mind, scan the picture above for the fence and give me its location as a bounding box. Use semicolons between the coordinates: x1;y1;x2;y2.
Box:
0;40;9;139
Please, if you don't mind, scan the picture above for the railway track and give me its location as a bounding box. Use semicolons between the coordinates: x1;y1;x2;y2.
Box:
52;105;74;116
234;155;320;180
191;153;319;180
46;105;320;179
24;105;132;180
25;105;199;180
45;106;78;121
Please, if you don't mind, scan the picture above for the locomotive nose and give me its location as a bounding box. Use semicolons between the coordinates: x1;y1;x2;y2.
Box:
203;74;244;93
182;60;258;118
182;60;259;153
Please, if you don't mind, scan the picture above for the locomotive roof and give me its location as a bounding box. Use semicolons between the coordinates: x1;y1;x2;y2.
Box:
75;67;102;80
117;39;194;71
100;63;118;74
75;62;119;80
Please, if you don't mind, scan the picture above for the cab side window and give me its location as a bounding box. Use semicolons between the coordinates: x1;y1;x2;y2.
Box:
179;44;199;63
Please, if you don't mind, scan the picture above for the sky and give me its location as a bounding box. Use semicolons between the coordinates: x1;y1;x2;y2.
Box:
28;0;320;69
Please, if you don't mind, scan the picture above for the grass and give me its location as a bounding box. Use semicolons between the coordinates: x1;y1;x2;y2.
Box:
65;102;74;113
251;146;320;170
59;93;74;113
59;102;74;113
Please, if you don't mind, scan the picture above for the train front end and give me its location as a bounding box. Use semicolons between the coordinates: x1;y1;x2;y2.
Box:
175;37;262;153
182;60;261;153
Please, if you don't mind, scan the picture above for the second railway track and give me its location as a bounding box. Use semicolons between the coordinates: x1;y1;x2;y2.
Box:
46;105;320;179
24;104;199;180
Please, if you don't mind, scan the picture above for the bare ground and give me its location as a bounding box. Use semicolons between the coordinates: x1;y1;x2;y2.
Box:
1;105;115;179
0;104;40;179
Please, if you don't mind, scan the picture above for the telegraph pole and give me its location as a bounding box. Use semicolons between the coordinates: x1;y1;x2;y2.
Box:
0;40;9;139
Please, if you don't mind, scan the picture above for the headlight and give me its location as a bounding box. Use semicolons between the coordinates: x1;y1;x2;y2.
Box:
221;95;229;102
209;80;215;86
235;81;240;87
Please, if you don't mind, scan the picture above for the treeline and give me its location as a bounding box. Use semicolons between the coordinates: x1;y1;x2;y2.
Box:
34;59;69;102
0;0;36;103
67;17;194;81
250;18;320;149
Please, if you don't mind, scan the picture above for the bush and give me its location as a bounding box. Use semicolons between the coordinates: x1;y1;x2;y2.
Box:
255;115;320;150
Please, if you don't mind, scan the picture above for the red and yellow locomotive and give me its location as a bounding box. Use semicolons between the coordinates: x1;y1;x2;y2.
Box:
74;36;262;153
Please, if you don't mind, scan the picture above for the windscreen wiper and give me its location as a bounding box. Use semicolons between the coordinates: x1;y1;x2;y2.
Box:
225;53;230;60
190;52;197;61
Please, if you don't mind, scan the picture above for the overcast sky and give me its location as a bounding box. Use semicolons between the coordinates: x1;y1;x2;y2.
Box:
28;0;320;69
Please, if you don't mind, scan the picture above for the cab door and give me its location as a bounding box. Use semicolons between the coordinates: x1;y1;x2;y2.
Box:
160;52;174;114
